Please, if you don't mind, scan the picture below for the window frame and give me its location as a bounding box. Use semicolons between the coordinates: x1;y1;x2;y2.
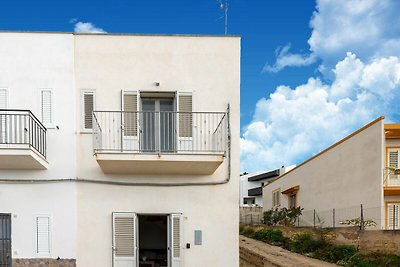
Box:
81;89;96;132
272;188;281;207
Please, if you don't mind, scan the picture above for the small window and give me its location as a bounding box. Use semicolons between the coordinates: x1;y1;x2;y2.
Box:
244;197;255;205
40;89;53;127
82;91;95;131
288;193;297;209
35;215;51;255
272;189;281;207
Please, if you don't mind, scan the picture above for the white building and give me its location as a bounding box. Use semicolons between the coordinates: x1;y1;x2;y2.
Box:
0;32;240;267
263;117;400;230
239;166;295;207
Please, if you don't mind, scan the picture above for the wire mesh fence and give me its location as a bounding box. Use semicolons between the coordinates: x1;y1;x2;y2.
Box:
240;204;400;231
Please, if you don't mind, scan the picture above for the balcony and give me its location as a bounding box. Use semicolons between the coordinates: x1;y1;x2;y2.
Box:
92;110;228;174
248;187;262;196
383;167;400;195
0;110;48;169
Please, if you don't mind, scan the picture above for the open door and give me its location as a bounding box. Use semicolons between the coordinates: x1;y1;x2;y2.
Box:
169;214;183;267
113;212;137;267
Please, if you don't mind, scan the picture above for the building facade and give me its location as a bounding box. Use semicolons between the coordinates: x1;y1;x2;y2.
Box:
263;117;400;230
0;32;240;267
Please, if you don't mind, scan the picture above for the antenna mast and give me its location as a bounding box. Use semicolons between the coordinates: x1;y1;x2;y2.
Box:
217;0;228;35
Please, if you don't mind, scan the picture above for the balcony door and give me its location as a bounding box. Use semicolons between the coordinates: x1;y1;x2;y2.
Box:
141;98;176;152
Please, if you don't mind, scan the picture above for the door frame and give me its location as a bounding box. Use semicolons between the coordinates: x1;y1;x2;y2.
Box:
0;213;12;267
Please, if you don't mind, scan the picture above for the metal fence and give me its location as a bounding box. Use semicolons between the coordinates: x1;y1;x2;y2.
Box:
241;204;400;231
93;111;228;154
0;109;47;158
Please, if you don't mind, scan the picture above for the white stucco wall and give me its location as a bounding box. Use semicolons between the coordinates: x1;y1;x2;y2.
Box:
73;34;240;267
263;118;385;228
0;32;77;258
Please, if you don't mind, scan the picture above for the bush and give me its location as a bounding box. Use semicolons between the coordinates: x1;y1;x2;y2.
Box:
248;228;289;246
323;245;357;263
263;207;303;226
240;226;254;236
347;253;400;267
289;232;328;255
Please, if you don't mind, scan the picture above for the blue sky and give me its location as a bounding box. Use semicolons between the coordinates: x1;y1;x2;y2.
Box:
2;0;400;173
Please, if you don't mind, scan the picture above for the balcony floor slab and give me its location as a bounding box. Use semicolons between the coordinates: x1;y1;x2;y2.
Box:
0;146;48;169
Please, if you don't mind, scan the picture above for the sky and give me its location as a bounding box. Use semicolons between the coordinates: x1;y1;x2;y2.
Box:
1;0;399;173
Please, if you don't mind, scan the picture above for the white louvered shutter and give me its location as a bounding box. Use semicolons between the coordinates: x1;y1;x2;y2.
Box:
388;149;400;186
41;89;53;126
83;91;95;130
36;216;51;254
122;91;138;137
387;204;400;230
113;212;137;267
170;213;183;267
0;89;8;143
178;93;192;138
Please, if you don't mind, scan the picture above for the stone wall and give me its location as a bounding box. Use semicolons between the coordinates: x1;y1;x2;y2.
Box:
12;258;76;267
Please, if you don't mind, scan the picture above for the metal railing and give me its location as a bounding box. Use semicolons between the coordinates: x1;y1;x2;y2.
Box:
384;167;400;186
0;109;47;158
93;110;228;154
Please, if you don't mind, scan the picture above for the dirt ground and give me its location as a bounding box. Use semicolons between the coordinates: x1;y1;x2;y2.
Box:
240;235;338;267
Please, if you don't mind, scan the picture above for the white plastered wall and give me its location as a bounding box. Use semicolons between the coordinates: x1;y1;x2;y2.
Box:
0;32;77;258
73;34;240;267
263;119;385;228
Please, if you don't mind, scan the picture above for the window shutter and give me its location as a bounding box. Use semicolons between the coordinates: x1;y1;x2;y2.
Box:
41;90;53;126
36;216;51;254
112;212;137;267
0;89;7;109
170;213;183;267
122;91;138;136
178;94;192;138
389;150;399;169
83;91;95;130
388;204;400;229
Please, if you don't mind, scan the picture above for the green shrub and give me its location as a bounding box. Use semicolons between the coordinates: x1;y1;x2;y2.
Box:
289;232;327;255
248;228;289;246
263;207;303;226
323;245;357;263
347;253;400;267
240;227;254;236
239;225;245;234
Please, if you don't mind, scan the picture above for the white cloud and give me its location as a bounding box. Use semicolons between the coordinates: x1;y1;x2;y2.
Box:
263;44;317;73
241;53;400;172
73;21;106;33
264;0;400;72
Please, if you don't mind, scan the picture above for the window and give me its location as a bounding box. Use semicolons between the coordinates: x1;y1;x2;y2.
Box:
40;89;53;127
288;193;297;209
35;215;51;255
121;91;138;137
82;90;95;131
272;189;281;207
244;197;255;205
178;93;192;138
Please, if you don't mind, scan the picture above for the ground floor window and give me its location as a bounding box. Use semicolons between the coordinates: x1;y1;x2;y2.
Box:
288;193;297;209
243;197;255;205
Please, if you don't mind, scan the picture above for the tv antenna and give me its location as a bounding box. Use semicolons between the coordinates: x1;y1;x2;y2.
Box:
216;0;228;35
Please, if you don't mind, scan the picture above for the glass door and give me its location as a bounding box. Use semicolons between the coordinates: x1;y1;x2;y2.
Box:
141;98;175;152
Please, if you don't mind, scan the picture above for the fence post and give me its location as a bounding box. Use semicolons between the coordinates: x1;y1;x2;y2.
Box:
393;205;396;231
333;208;335;228
313;209;316;228
360;204;364;230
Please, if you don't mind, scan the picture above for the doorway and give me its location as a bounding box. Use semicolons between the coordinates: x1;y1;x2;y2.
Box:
138;215;168;267
0;214;11;267
141;98;176;152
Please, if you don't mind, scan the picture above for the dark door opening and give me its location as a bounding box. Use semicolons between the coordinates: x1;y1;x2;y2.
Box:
0;214;11;267
138;215;168;267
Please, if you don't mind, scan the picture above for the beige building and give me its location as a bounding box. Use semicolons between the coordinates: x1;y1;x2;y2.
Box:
0;32;240;267
263;117;400;230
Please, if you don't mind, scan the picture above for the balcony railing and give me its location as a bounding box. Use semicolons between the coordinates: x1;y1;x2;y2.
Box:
384;167;400;187
0;109;47;158
93;110;228;154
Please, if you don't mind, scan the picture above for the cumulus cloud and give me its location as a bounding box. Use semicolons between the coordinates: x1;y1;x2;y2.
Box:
242;52;400;172
264;0;400;72
73;21;106;33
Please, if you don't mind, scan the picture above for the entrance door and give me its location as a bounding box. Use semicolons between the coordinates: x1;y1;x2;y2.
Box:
0;214;11;267
141;99;175;152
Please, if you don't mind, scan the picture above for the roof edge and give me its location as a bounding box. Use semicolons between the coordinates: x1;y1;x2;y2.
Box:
264;116;385;188
0;30;241;38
